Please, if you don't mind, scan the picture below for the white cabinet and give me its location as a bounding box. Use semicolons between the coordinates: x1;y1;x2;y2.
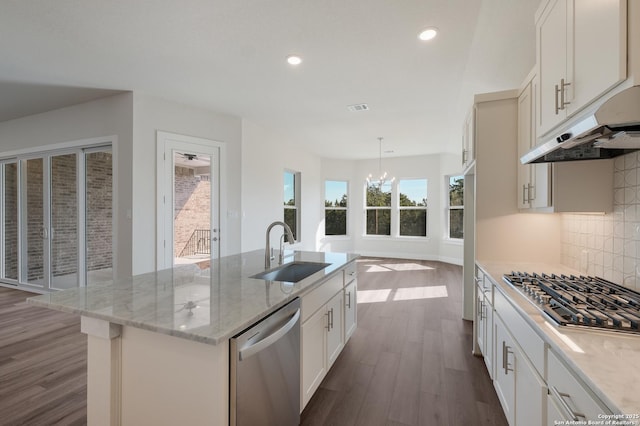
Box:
301;305;327;408
326;291;344;368
494;315;546;426
517;74;551;210
344;280;357;341
536;0;627;136
475;266;494;378
300;263;357;409
462;107;476;173
547;349;611;423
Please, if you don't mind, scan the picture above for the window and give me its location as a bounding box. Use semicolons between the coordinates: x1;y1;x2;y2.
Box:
325;180;348;235
448;175;464;239
284;170;300;242
365;181;392;235
398;179;428;237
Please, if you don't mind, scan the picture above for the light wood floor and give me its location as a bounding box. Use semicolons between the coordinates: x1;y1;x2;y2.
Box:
0;258;505;426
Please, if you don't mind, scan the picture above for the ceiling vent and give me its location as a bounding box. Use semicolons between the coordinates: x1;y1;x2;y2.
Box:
347;103;369;112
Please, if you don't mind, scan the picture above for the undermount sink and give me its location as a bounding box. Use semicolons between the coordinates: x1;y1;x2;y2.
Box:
250;261;331;283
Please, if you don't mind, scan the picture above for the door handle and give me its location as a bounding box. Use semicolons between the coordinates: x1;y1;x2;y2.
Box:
239;308;300;360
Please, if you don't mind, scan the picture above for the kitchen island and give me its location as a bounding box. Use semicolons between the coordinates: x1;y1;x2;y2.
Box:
28;249;359;426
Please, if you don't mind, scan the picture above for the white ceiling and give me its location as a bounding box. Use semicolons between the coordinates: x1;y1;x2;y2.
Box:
0;0;539;160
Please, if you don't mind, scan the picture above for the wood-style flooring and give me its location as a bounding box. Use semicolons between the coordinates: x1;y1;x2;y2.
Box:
0;286;87;426
300;258;507;426
0;257;505;426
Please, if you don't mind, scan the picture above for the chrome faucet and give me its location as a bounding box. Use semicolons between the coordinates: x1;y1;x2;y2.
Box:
265;221;295;269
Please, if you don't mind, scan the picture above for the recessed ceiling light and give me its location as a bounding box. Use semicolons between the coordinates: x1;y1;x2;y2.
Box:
286;55;302;65
418;27;438;41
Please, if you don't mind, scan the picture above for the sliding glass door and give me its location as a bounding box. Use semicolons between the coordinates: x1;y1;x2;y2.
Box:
0;145;112;291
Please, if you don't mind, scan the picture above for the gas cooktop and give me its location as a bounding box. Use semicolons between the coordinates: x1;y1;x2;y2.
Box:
503;272;640;335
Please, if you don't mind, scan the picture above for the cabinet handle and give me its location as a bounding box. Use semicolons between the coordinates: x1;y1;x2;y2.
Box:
502;341;513;374
325;311;331;330
555;83;561;115
560;78;571;110
346;291;351;309
329;308;334;330
462;149;467;164
550;386;585;421
527;183;534;202
522;184;528;204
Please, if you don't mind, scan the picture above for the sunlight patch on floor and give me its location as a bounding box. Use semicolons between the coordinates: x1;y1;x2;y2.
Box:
358;286;448;304
364;262;435;273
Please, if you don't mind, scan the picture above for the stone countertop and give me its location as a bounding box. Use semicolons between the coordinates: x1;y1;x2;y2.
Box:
477;260;640;417
28;250;359;346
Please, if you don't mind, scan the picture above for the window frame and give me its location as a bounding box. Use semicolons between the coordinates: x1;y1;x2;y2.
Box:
283;169;301;243
397;178;428;238
446;175;464;241
364;180;393;237
324;179;349;237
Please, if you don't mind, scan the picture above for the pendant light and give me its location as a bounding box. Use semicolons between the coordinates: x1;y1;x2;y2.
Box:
366;137;395;188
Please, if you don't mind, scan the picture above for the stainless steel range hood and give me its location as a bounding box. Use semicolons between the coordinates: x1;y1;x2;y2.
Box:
521;85;640;164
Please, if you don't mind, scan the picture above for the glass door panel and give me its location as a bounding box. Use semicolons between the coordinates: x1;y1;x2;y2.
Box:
24;158;45;287
3;162;18;281
85;150;113;285
50;154;78;290
173;151;212;266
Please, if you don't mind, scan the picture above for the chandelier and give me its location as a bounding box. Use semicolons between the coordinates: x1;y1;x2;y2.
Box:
366;137;395;188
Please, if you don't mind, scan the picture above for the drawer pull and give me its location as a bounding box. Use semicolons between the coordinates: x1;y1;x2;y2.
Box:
502;341;513;374
550;386;585;421
346;291;351;309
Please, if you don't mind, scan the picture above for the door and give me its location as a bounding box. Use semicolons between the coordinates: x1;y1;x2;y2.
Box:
1;144;113;291
157;132;222;270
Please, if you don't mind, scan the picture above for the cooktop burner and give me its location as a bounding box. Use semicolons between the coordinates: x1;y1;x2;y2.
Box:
503;272;640;335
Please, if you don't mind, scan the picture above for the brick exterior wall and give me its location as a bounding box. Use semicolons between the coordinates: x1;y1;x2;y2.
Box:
3;163;18;280
174;166;211;257
2;152;112;283
85;152;113;272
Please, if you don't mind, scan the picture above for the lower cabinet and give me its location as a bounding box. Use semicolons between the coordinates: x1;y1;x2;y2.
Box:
344;280;357;341
494;315;546;426
546;349;611;423
301;265;357;410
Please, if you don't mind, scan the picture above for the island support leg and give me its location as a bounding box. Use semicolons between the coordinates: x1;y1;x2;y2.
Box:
81;316;123;426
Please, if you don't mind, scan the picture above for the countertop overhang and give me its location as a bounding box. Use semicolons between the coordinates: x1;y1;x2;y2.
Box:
27;250;359;345
477;260;640;416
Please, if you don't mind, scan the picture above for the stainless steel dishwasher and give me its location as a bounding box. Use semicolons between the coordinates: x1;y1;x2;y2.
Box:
230;298;301;426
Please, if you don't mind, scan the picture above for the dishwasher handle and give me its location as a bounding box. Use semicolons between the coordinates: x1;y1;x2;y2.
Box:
239;308;300;361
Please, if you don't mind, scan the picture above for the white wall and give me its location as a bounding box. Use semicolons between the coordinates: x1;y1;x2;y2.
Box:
321;153;465;264
0;93;134;278
241;120;323;253
132;94;242;274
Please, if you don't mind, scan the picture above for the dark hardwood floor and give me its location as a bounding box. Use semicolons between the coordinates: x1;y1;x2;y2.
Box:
0;257;506;426
0;286;87;426
300;258;507;426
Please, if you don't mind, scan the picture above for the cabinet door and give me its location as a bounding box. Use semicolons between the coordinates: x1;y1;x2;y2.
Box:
301;307;327;408
493;316;515;425
482;296;493;380
570;0;626;115
538;0;568;135
517;82;533;209
514;348;546;426
326;291;344;368
344;280;357;341
476;286;486;355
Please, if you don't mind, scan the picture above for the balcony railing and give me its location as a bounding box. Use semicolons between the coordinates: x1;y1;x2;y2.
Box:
179;229;211;257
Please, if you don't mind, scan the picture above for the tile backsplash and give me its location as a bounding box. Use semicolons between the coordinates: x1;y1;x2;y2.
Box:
561;152;640;291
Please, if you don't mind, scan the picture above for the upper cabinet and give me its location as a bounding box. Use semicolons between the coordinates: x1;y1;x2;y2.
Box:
536;0;627;137
462;107;476;174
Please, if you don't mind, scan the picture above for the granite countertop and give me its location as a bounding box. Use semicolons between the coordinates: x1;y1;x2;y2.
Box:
28;250;359;346
477;260;640;417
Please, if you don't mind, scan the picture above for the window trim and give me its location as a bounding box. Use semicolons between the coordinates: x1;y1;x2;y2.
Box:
324;179;349;237
284;169;301;243
397;178;428;238
446;174;464;241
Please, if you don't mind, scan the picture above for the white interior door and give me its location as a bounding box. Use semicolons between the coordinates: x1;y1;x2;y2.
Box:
157;132;222;270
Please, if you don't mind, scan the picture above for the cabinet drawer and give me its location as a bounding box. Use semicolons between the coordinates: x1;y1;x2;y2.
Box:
344;262;357;284
494;287;545;376
547;349;611;422
301;274;342;323
475;265;493;301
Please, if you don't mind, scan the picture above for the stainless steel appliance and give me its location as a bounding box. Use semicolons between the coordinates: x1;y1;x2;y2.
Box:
230;298;301;426
521;85;640;164
503;272;640;334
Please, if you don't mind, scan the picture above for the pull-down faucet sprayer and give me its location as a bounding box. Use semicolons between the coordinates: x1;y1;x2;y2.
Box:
264;221;295;269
